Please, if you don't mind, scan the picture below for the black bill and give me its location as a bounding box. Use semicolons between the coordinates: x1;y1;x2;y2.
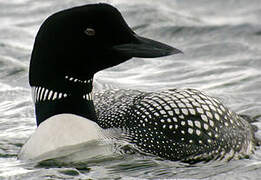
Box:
113;34;182;58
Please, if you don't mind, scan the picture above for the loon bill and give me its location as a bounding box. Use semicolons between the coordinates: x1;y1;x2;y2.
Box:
19;3;257;162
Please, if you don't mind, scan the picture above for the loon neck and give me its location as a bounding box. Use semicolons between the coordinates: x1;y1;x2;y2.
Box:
32;78;97;126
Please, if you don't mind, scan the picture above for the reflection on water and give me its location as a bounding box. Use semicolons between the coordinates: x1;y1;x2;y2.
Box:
0;0;261;179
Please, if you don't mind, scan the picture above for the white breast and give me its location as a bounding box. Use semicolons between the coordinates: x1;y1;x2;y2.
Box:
18;114;105;161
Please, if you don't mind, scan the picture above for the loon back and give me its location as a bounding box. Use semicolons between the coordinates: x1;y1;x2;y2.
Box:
19;3;256;161
94;89;255;161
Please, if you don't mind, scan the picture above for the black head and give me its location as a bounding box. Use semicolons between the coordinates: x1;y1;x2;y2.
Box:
29;3;181;94
29;3;182;125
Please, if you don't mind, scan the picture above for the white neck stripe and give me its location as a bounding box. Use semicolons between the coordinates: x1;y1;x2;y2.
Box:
65;76;92;84
31;86;92;103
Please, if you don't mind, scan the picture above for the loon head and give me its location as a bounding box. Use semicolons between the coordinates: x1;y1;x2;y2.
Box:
29;3;182;125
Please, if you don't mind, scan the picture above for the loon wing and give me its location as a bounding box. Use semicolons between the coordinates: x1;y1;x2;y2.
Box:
94;89;255;162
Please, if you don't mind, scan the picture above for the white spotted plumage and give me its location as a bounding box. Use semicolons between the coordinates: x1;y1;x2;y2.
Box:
94;88;255;162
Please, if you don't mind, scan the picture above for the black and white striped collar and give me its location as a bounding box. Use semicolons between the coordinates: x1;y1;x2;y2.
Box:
31;77;93;103
65;75;93;84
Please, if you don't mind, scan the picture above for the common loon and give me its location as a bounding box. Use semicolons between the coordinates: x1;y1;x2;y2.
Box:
19;3;256;162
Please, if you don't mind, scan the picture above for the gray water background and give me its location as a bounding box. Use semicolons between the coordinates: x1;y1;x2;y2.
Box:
0;0;261;179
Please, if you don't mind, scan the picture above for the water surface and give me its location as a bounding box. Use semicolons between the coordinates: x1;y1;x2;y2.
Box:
0;0;261;179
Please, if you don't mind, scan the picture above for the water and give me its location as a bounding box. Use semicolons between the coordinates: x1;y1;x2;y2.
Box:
0;0;261;179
